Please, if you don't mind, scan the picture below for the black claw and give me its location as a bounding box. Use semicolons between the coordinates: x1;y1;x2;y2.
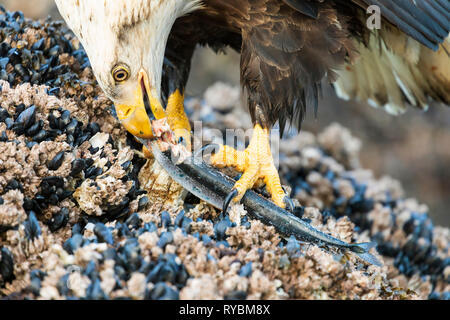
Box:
223;189;239;214
284;196;295;212
178;136;189;149
194;143;220;159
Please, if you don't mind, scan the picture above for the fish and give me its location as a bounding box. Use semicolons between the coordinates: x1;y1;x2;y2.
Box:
146;139;382;267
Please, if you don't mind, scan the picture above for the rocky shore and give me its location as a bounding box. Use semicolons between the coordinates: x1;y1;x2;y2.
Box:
0;9;448;300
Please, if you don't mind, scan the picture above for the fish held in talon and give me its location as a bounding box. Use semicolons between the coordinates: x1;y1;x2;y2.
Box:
210;123;289;209
150;145;383;267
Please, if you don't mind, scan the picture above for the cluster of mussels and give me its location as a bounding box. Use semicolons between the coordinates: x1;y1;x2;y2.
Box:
0;6;88;90
0;10;449;300
285;165;447;275
278;127;449;300
28;211;192;299
0;82;148;213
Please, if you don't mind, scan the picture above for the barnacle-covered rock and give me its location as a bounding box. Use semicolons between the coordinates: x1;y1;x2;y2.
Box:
0;190;27;228
0;10;448;301
138;158;185;206
73;176;133;216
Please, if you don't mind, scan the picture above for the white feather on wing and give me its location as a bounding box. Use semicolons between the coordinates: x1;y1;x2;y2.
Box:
334;27;450;115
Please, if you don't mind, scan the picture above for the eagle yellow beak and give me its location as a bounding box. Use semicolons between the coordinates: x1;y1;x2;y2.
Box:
115;69;166;139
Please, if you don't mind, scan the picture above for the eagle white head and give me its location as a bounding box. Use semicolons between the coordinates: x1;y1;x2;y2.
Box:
55;0;201;137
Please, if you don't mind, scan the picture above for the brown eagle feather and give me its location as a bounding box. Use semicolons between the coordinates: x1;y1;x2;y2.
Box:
163;0;449;131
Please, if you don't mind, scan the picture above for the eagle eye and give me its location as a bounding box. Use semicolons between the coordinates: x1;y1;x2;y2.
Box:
112;64;130;83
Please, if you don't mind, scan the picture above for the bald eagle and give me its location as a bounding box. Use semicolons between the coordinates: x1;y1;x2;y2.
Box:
55;0;450;210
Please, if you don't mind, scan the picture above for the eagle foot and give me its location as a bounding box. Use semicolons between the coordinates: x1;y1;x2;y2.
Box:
210;124;290;210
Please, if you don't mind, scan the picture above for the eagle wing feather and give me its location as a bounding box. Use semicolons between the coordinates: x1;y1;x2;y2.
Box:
278;0;449;114
333;2;450;114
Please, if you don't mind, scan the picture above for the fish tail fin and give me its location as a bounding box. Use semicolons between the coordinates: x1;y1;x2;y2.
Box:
349;242;383;267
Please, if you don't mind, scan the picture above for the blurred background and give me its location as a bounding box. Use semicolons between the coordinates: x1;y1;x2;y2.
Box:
2;0;449;227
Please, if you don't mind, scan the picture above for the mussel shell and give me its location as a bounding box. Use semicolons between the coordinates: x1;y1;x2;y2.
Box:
0;107;9;122
70;159;85;176
58;110;71;129
47;208;69;232
13;105;36;134
23;211;42;241
32;129;47;142
0;247;14;283
25;120;43;137
47;151;65;171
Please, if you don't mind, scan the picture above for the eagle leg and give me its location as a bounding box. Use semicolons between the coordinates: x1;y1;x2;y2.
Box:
210;123;289;209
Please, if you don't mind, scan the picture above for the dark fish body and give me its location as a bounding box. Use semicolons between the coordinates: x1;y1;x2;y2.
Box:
149;141;382;267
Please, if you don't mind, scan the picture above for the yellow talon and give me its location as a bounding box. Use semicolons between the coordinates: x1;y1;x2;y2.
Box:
210;124;286;208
